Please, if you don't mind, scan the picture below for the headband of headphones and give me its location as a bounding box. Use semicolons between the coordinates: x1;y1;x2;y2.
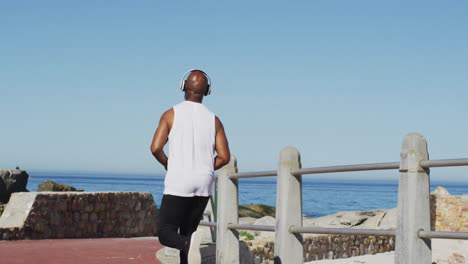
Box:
179;69;212;96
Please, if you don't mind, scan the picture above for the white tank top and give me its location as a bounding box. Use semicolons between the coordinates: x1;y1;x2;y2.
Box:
164;101;216;197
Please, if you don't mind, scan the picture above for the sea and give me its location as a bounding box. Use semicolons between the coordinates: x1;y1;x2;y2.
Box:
27;172;468;218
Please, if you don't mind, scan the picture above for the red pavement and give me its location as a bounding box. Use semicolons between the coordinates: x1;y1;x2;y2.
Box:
0;237;164;264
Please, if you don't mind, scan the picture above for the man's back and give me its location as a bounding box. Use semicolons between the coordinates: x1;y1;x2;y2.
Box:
164;101;216;197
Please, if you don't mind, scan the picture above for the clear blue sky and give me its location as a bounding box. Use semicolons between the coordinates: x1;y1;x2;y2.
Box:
1;1;467;182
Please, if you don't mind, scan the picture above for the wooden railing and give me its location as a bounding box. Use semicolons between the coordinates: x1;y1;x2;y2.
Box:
200;132;468;264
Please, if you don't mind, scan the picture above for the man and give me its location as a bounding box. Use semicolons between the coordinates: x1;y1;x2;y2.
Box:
150;69;230;264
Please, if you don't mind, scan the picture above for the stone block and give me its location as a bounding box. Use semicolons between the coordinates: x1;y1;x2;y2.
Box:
64;215;73;225
89;212;98;222
56;200;67;212
0;193;37;229
81;212;89;222
84;204;94;212
2;230;10;240
134;201;141;211
50;213;64;226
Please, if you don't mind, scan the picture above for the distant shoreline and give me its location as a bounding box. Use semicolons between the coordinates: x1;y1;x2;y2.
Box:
27;171;468;184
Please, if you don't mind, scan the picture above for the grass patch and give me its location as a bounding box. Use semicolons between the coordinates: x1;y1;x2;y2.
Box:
240;230;255;240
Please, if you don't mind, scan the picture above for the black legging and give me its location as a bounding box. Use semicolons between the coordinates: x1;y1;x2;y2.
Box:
158;194;210;264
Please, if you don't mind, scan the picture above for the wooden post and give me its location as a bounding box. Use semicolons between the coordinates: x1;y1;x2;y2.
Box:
274;147;303;264
395;133;432;264
216;155;239;264
203;180;217;242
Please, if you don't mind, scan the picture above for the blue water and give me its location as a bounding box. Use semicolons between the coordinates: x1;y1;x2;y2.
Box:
27;172;468;217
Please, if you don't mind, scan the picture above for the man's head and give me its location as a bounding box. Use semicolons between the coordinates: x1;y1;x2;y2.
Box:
180;70;211;102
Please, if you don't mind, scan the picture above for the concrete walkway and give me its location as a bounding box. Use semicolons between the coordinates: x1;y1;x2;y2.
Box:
0;237;164;264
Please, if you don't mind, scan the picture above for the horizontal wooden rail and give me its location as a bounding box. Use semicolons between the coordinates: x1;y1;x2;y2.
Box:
421;158;468;168
419;230;468;240
228;158;468;178
227;224;275;232
230;170;277;179
199;221;217;228
290;226;396;236
292;162;400;176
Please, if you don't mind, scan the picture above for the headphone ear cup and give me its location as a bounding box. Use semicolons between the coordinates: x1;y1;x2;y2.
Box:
180;80;186;92
205;84;211;96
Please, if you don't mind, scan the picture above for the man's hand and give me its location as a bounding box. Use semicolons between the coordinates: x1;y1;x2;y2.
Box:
150;109;174;170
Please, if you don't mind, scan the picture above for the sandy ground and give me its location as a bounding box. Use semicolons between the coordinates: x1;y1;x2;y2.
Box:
306;239;468;264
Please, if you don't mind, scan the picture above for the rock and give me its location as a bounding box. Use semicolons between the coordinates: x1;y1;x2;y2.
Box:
253;216;275;237
253;216;275;227
378;208;397;229
37;180;83;192
354;209;397;230
239;204;275;218
310;210;379;228
0;169;29;203
239;217;257;225
355;211;387;229
448;253;465;264
303;217;317;227
433;239;468;264
303;209;397;231
433;186;450;196
335;211;370;226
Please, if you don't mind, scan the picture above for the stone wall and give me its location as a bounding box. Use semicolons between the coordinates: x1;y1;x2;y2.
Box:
0;192;158;240
244;235;394;263
245;188;467;263
431;187;468;232
0;227;23;240
303;235;394;261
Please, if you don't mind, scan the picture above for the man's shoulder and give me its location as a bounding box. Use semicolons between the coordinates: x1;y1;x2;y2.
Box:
161;108;174;122
214;115;224;130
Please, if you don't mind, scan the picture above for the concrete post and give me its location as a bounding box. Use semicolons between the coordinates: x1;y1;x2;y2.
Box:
210;180;217;242
274;147;303;264
216;155;239;264
203;180;217;242
395;133;431;264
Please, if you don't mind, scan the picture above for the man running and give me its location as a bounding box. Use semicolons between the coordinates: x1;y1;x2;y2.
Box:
150;69;230;264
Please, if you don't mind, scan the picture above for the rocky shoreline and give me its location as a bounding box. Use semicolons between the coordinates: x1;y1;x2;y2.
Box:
236;208;396;263
0;169;85;218
224;186;467;264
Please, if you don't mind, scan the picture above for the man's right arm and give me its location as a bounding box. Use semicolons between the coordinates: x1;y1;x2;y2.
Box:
150;109;173;170
214;116;230;170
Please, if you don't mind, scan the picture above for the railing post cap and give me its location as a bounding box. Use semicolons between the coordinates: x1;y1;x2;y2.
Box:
219;154;238;174
402;132;426;142
279;146;300;157
279;146;301;168
400;132;428;171
229;154;237;164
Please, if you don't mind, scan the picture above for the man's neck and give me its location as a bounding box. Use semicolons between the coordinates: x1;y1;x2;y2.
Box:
184;92;203;103
185;98;203;104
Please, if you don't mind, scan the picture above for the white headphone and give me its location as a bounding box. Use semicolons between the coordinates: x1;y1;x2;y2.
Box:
179;69;212;96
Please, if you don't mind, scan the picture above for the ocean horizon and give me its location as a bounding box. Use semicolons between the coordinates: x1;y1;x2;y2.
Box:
26;171;468;217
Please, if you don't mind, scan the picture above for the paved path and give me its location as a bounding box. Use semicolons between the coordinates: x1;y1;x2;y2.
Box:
0;237;164;264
